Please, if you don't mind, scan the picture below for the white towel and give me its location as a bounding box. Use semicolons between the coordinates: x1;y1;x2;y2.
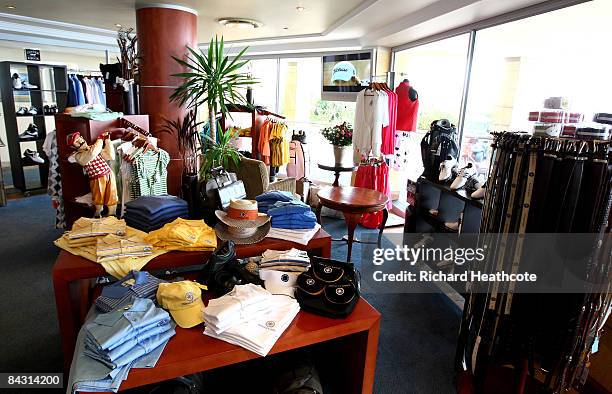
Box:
266;223;321;245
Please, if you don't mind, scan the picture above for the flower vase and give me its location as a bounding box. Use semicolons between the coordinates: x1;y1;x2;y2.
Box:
333;145;349;165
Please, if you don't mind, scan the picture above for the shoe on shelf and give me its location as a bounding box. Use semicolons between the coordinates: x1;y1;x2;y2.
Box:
19;124;39;141
471;182;487;199
27;106;39;115
23;149;44;164
43;105;50;115
438;155;458;182
16;106;28;116
22;81;38;89
12;73;22;89
450;163;477;190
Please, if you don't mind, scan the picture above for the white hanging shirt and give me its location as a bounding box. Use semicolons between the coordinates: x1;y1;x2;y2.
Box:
353;89;389;160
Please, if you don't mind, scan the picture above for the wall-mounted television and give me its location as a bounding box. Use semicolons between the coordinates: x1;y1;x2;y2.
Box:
321;51;372;102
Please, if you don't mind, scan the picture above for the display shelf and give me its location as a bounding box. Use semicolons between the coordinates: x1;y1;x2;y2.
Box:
13;89;68;93
0;61;67;192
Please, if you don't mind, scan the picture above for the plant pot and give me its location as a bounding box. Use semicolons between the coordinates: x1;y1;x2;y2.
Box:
333;145;349;165
122;81;139;115
181;173;199;219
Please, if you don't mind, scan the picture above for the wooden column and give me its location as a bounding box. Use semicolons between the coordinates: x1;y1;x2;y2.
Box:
136;5;197;195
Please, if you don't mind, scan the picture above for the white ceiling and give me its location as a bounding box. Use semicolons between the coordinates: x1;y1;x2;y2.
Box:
0;0;569;54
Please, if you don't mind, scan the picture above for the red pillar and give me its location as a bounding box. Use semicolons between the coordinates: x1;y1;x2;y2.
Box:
136;5;198;195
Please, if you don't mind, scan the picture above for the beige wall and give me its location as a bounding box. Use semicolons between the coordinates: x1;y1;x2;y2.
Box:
0;43;107;164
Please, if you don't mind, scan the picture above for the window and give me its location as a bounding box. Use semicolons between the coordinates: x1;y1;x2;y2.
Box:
393;34;470;131
277;57;355;183
392;34;470;187
244;58;278;111
462;0;612;175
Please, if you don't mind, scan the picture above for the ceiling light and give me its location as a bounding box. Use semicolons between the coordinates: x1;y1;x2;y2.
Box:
296;6;305;12
283;27;289;30
5;5;16;9
115;23;122;28
217;18;263;29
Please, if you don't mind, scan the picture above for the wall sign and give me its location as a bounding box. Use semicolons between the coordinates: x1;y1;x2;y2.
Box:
24;49;41;61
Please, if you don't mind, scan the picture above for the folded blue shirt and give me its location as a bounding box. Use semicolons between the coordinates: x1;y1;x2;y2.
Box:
125;206;188;223
271;220;317;229
255;191;295;203
267;201;312;217
126;195;187;216
271;210;317;222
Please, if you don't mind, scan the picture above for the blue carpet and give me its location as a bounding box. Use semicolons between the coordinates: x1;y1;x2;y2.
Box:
0;196;460;394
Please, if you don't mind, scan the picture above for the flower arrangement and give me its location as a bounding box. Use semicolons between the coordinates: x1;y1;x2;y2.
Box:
321;122;353;147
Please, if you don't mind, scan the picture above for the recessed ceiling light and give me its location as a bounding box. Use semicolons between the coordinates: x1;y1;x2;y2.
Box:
5;5;16;9
296;6;305;12
283;27;289;30
217;18;263;29
115;23;122;28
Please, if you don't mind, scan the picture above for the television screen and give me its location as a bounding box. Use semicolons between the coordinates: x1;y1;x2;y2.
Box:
322;52;371;93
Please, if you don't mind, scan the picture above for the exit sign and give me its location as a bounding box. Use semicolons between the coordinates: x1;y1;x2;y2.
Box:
25;49;40;61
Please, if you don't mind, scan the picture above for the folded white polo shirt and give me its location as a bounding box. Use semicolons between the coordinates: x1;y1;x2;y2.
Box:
203;284;271;334
203;295;300;356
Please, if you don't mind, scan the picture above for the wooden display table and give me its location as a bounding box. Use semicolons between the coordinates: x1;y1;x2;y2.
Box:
317;162;358;187
84;298;380;393
316;186;389;261
53;230;332;371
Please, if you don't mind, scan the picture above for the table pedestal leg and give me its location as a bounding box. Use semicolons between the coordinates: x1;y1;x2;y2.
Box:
315;202;322;224
378;207;389;247
343;212;362;262
333;171;340;187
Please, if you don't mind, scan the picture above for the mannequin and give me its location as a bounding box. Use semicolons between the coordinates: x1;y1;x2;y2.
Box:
395;79;419;132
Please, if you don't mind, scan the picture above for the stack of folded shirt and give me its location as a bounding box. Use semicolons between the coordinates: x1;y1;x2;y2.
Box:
266;223;321;245
204;284;272;334
203;284;300;356
67;217;127;247
255;191;297;214
259;248;311;272
145;218;217;252
124;195;188;232
68;298;175;393
96;235;153;263
268;200;317;229
95;271;165;313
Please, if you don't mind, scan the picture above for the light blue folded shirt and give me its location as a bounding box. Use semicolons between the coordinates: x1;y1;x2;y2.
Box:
85;298;171;351
267;200;312;217
271;210;317;222
84;326;175;369
68;299;174;394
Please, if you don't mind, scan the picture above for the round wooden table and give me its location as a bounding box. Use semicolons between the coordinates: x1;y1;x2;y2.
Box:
317;163;358;187
316;186;389;261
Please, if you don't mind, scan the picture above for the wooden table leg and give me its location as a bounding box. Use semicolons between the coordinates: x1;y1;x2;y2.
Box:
52;271;78;373
333;171;340;187
343;212;362;262
378;207;389;247
316;202;323;224
362;317;381;393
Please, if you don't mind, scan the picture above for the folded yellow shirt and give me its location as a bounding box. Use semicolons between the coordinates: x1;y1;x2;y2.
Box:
146;218;217;251
96;234;154;263
54;227;166;279
69;217;127;239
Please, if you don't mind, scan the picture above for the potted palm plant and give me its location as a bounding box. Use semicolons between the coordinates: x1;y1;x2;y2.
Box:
170;36;255;144
159;110;202;217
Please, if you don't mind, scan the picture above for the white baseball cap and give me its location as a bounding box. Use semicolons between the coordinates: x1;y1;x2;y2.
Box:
259;269;300;298
331;61;357;83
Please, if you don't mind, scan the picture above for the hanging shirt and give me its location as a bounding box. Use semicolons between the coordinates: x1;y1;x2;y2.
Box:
395;81;419;132
353;89;389;161
381;90;398;155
